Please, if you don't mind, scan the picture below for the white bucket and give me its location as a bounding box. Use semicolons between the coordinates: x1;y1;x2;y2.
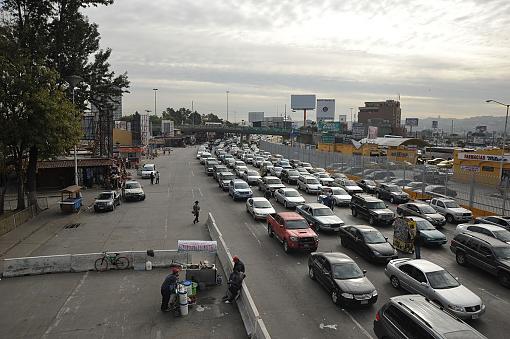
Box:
145;261;152;271
178;284;188;316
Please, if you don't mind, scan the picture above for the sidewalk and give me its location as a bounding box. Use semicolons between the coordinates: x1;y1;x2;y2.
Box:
0;188;102;260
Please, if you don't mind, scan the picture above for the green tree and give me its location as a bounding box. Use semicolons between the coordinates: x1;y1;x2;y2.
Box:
202;113;223;124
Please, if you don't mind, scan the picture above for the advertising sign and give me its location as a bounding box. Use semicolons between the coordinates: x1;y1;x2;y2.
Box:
405;118;419;126
316;99;335;121
432;120;438;129
352;122;365;140
338;115;347;122
248;111;264;123
318;121;342;132
291;94;316;110
321;134;335;144
368;126;378;139
458;152;510;162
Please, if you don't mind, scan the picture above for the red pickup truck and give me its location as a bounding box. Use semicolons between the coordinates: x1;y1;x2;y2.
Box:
267;212;319;253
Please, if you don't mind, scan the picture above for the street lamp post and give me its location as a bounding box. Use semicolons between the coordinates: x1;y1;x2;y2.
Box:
226;90;230;123
486;100;510;183
64;75;83;186
153;88;158;116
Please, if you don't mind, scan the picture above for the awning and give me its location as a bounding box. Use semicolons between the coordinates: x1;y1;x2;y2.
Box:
37;158;114;169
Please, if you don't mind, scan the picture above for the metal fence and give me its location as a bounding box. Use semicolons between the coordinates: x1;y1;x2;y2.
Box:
3;197;49;211
259;141;508;216
0;197;49;237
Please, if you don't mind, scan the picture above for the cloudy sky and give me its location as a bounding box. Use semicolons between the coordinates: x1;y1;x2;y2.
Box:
84;0;510;122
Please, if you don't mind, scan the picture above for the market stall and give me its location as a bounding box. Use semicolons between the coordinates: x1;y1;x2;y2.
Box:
59;185;83;213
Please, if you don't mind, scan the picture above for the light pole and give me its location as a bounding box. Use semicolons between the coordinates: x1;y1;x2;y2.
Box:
226;90;230;123
64;75;83;186
486;99;510;183
153;88;158;116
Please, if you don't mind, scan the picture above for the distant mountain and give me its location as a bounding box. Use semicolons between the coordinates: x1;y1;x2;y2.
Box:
406;116;507;133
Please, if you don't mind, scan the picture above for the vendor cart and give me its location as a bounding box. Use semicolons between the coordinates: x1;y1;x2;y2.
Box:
393;216;416;254
59;185;83;213
177;240;219;287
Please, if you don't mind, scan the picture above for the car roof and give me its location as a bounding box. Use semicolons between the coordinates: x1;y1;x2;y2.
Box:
281;187;298;192
316;252;354;264
252;197;269;202
389;295;483;335
278;212;304;220
461;231;510;247
433;197;455;202
265;176;278;180
125;180;139;184
219;171;234;176
99;191;114;195
305;203;329;209
406;259;444;273
484;215;510;221
464;223;505;231
406;216;428;222
354;194;381;202
348;224;377;232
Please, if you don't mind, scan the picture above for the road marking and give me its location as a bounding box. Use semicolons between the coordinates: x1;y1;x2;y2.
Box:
42;271;89;338
244;222;262;247
341;309;374;339
192;189;195;199
479;288;508;303
191;170;195;176
164;216;168;240
198;188;203;197
319;323;338;330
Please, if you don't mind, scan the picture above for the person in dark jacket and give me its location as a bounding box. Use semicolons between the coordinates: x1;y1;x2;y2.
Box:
161;267;180;311
150;172;155;185
192;201;200;224
223;270;246;303
414;230;421;259
233;256;245;273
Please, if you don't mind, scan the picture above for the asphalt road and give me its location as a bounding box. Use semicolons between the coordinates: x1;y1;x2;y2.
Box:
189;146;510;339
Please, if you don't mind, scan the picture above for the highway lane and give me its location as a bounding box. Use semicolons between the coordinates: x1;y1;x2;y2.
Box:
190;146;509;339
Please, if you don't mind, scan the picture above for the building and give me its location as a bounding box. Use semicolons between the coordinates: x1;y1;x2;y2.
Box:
261;117;292;129
358;100;402;135
248;112;264;126
91;95;122;121
161;120;175;137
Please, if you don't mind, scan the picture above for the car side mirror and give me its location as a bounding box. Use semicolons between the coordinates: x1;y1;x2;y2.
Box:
362;269;367;275
323;271;331;276
384;236;388;241
420;282;429;288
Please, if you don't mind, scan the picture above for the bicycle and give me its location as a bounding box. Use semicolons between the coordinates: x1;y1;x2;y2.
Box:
94;251;130;271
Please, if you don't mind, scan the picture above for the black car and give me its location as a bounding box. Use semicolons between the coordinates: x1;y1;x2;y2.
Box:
281;169;300;184
374;295;487;339
450;231;510;287
475;215;510;231
308;252;378;307
339;225;398;263
350;194;395;226
376;183;410;204
356;179;377;194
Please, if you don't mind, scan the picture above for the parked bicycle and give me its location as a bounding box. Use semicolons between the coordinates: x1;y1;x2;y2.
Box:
94;251;130;271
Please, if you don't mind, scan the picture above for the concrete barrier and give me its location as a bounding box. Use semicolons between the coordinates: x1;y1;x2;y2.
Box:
206;213;271;339
3;254;71;277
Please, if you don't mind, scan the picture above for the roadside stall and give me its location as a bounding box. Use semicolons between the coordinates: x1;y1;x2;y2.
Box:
59;185;83;213
393;217;416;254
177;240;219;288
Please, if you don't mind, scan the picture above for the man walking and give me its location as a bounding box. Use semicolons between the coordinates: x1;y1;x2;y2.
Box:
414;230;421;259
161;267;180;312
192;201;200;224
156;171;160;184
222;270;245;304
150;172;155;185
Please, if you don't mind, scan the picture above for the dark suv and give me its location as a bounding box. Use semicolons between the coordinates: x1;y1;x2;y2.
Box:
450;231;510;287
374;295;487;339
350;194;395;226
376;183;410;204
281;169;300;184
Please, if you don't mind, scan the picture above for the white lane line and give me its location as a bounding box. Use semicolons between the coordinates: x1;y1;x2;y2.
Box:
244;222;262;247
198;188;203;197
192;189;195;199
479;288;508;303
191;170;195;176
42;271;89;338
164;216;168;240
341;309;374;339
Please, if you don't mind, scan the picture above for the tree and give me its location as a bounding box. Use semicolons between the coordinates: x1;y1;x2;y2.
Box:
1;0;129;209
202;113;223;124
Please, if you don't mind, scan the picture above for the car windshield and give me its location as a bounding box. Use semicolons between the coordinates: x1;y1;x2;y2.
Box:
332;263;364;280
415;219;436;230
362;231;386;244
493;247;510;259
98;193;113;200
288;170;299;176
267;178;281;184
306;178;319;184
419;205;437;214
494;230;510;242
125;182;141;189
331;188;347;195
387;186;401;192
254;200;272;208
314;208;333;216
444;201;460;208
222;175;235;180
367;201;387;209
285;190;301;197
426;270;460;289
235;183;249;189
344;180;356;186
319;174;329;178
143;165;154;171
285;219;310;229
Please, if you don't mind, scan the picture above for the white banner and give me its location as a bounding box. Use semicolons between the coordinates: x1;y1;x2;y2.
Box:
177;240;217;252
458;152;510;162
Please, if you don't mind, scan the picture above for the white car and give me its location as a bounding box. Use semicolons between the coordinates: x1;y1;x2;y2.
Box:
318;187;351;206
141;164;156;179
429;198;472;223
235;165;248;177
246;197;275;220
274;188;306;208
337;178;364;195
297;175;322;194
242;170;261;185
123;180;145;201
314;173;334;186
455;223;510;244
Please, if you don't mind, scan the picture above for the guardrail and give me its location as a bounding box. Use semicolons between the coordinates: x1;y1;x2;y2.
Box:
206;213;271;339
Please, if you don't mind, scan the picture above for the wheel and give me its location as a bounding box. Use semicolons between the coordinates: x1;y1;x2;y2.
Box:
390;196;395;204
115;256;130;270
446;214;454;224
309;266;316;280
390;275;400;289
95;258;108;271
268;225;274;238
352;208;358;217
456;252;467;266
331;290;340;305
369;216;375;226
498;271;510;287
284;201;288;208
283;240;290;253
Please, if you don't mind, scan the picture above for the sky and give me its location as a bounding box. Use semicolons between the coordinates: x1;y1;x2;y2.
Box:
84;0;510;123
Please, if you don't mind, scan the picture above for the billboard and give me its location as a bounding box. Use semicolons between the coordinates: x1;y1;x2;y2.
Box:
162;120;175;136
368;126;378;139
405;118;419;126
140;114;150;145
248;112;264;123
318;121;342;132
316;99;335;121
291;94;316;110
352;122;365;140
432;120;438;129
338;115;347;123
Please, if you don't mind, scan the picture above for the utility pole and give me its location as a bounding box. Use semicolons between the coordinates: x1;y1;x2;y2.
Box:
226;91;230;123
192;100;194;126
153;88;158;116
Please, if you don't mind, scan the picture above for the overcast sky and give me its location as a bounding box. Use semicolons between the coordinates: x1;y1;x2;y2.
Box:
84;0;510;122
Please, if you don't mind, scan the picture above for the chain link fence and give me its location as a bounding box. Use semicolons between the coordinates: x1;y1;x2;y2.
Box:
259;140;508;216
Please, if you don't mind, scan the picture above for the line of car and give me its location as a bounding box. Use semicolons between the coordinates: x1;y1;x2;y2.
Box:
197;141;509;338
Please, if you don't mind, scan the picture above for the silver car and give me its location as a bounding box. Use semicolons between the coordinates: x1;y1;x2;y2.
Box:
385;258;485;320
274;188;306;208
455;223;510;244
246;197;275;220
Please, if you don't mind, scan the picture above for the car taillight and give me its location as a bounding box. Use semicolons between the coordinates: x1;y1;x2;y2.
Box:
375;311;380;322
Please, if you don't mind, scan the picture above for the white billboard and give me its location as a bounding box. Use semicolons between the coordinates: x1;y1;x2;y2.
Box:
140;114;150;145
162;120;175;136
291;94;316;110
316;99;335;121
338;115;347;123
248;112;264;123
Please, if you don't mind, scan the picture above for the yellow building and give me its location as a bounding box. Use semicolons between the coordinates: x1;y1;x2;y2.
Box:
453;148;509;185
113;128;133;146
